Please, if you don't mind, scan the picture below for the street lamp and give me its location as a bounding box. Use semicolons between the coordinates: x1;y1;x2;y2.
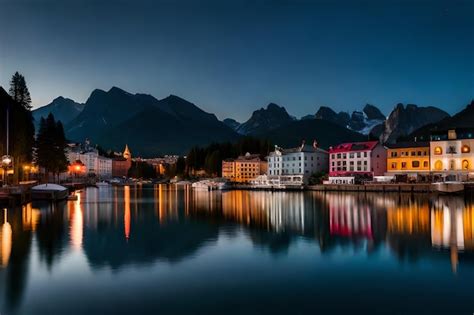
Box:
1;155;13;187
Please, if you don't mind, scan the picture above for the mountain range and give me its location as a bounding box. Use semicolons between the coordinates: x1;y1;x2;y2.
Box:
31;86;470;156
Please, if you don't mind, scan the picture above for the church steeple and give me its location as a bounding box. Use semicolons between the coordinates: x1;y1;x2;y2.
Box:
123;144;131;160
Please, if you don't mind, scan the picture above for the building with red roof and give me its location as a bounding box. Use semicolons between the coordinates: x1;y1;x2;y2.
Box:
329;141;386;177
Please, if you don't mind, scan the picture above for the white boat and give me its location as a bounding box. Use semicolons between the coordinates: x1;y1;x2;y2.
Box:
96;181;110;187
31;184;69;201
434;182;464;194
191;179;229;191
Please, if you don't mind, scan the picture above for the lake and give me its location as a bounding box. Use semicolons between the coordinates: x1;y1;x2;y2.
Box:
0;185;473;314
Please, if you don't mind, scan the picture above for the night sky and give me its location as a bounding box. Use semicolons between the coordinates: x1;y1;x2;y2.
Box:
0;0;472;121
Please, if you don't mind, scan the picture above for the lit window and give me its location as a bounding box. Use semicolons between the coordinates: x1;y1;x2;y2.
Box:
462;160;469;170
462;145;470;153
412;161;420;168
434;160;443;170
434;146;442;155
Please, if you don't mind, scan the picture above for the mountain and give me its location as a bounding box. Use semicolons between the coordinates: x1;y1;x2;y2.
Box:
222;118;241;130
65;87;238;156
363;104;385;121
236;103;293;135
314;104;384;135
315;106;350;127
405;100;474;141
380;103;450;143
300;114;315;120
259;119;367;150
33;96;84;129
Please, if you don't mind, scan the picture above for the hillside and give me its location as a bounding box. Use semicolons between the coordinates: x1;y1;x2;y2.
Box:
65;87;238;156
259;119;367;149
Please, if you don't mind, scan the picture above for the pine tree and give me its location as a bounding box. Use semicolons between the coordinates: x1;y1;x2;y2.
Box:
9;72;32;110
36;113;68;182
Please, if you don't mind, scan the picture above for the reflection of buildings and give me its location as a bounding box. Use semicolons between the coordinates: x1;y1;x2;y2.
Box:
431;197;474;273
124;185;131;240
69;192;83;249
0;209;12;267
212;191;312;234
328;194;373;238
387;200;430;235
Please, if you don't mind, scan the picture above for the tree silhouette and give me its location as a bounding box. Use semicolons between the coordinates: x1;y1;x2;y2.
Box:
36;113;68;182
9;72;32;111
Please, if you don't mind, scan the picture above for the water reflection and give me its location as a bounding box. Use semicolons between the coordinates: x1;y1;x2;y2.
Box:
0;209;12;267
0;186;473;314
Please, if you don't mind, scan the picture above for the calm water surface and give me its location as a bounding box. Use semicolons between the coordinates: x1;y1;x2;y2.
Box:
0;185;473;315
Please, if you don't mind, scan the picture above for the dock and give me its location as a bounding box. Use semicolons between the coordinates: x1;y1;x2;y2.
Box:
0;185;33;206
307;183;474;194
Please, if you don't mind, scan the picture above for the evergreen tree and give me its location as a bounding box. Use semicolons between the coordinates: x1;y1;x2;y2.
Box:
36;113;68;182
0;86;34;184
9;72;32;110
175;156;186;176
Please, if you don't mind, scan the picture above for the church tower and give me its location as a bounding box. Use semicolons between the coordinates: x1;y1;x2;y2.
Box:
123;144;131;160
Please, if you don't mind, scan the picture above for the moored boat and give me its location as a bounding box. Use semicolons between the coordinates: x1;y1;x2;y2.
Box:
31;184;69;201
434;182;465;194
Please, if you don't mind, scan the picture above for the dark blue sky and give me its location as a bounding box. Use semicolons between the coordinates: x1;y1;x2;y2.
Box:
1;0;472;121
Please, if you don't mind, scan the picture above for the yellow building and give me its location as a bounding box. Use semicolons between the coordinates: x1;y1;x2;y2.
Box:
222;153;267;183
386;142;430;176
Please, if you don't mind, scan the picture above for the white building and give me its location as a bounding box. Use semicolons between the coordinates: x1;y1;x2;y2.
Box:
430;129;474;181
267;141;329;185
66;141;113;179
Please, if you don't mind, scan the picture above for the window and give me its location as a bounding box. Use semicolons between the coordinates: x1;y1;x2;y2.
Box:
462;160;469;170
412;161;420;168
423;161;428;168
401;162;407;169
364;152;367;157
357;152;361;158
450;160;455;170
462;145;470;153
391;162;397;169
434;146;442;155
434;160;443;171
391;151;397;157
411;151;416;156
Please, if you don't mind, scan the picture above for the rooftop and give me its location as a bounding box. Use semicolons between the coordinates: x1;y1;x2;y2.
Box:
386;141;429;149
329;141;379;153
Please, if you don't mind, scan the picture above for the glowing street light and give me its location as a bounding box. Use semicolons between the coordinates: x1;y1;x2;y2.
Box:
1;155;13;187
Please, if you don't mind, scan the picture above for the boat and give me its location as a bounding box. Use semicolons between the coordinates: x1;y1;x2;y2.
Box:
96;181;110;187
31;184;69;201
191;179;229;191
434;182;465;194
